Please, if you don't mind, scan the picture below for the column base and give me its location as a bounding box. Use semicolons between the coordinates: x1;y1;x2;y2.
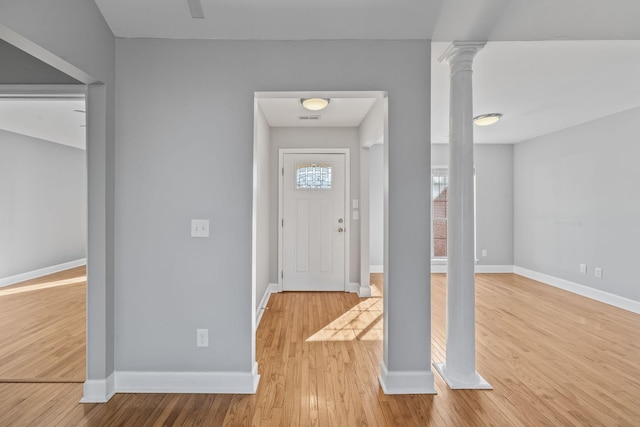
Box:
433;362;492;390
378;362;437;394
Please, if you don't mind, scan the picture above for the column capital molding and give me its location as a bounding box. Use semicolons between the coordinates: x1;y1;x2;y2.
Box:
438;41;487;67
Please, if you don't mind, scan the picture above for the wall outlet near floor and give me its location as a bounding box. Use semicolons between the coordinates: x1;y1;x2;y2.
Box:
579;264;587;274
196;329;209;347
482;249;487;257
594;267;603;279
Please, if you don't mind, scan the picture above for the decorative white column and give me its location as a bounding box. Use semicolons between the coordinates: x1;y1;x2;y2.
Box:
433;42;492;390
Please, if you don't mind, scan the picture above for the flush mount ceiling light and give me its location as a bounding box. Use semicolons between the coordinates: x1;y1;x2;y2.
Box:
473;113;502;126
301;98;330;111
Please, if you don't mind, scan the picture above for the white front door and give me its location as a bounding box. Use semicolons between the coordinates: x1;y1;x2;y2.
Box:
282;153;346;291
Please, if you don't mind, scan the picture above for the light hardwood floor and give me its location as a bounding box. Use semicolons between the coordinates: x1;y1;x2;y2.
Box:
0;266;85;382
0;271;639;426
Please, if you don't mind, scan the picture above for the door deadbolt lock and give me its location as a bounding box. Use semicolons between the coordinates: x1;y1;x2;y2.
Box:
338;218;344;223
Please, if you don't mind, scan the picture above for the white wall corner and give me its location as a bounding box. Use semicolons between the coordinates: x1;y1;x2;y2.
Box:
80;372;116;403
513;266;640;315
347;282;360;293
256;283;279;327
115;366;260;394
369;265;384;273
378;362;437;395
0;258;87;288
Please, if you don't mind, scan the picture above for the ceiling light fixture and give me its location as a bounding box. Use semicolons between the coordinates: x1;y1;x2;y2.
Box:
473;113;502;126
301;98;330;111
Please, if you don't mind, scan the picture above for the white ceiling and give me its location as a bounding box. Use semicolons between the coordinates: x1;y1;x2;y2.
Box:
259;97;377;128
432;40;640;144
0;98;86;150
94;0;640;42
91;0;640;144
5;1;640;145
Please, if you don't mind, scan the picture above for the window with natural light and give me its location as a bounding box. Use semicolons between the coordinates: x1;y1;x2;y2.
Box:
432;167;449;259
296;163;332;190
431;167;476;261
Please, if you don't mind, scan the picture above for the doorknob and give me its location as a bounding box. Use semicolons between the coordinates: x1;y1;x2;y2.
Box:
337;227;344;233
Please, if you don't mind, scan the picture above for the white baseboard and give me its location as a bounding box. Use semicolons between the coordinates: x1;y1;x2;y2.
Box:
80;372;116;403
0;258;86;288
80;364;260;403
257;283;279;327
378;362;437;394
513;266;640;315
370;265;384;273
116;363;260;395
431;264;513;274
475;265;514;273
358;284;372;298
347;282;360;293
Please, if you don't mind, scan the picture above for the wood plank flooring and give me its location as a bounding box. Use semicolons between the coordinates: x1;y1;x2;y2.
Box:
1;272;639;425
0;267;85;382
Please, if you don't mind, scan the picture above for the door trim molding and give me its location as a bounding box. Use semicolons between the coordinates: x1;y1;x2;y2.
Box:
278;148;350;292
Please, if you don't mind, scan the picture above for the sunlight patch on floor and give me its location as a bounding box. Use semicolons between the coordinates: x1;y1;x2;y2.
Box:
306;296;383;342
0;276;86;297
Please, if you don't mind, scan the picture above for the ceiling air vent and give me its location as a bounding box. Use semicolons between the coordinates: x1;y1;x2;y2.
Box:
299;115;321;121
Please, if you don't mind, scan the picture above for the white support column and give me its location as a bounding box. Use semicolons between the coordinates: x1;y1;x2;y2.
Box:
433;42;492;390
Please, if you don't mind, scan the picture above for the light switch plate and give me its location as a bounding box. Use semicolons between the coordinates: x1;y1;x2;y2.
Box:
352;199;359;209
196;329;209;347
191;219;210;238
352;210;359;220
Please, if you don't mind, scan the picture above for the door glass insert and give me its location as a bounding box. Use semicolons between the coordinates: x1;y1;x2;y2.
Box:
296;163;332;189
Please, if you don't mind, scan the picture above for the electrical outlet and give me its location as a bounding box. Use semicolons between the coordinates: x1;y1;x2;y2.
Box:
579;264;587;274
481;249;487;257
595;267;603;279
196;329;209;347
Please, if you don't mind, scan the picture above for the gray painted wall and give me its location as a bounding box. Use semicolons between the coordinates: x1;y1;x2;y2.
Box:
368;143;514;268
0;130;86;279
269;127;361;284
514;107;640;302
115;38;432;376
431;144;514;267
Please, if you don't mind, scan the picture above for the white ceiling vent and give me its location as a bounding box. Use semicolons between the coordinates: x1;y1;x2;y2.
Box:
187;0;205;19
299;115;321;121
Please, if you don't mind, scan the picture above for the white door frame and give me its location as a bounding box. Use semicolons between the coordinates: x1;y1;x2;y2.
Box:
278;148;350;292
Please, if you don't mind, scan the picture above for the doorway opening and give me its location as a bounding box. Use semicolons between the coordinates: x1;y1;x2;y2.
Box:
0;87;87;382
251;90;388;377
